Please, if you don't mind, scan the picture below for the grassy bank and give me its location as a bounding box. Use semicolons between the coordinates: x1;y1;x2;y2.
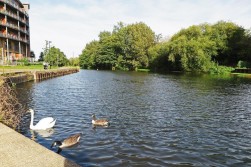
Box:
231;73;251;78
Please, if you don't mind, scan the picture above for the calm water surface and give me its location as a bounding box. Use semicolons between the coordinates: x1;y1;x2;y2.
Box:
17;70;251;167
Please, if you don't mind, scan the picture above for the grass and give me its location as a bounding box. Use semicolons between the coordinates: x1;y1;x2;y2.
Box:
136;68;150;72
231;73;251;78
0;64;52;70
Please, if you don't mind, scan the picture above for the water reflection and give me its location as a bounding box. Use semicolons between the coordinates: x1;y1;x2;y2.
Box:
30;128;55;140
16;70;251;167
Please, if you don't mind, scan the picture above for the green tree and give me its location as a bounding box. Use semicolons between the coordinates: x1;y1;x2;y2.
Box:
95;31;117;69
79;40;100;69
44;46;68;67
168;23;226;72
30;51;35;59
38;52;44;62
116;22;155;70
210;21;247;66
148;42;172;72
69;57;79;66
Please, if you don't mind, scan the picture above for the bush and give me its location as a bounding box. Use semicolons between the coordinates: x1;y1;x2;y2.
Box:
0;78;25;129
237;60;251;68
17;58;30;66
209;63;235;74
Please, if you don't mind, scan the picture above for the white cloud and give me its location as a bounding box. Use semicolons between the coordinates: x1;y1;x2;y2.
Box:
28;0;251;58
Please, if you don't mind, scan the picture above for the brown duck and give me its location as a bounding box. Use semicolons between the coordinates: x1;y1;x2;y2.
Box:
92;114;109;126
51;133;81;153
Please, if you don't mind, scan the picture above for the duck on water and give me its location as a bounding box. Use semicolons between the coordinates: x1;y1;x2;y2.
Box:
51;133;82;153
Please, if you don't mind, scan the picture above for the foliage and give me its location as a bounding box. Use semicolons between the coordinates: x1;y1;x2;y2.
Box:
148;42;173;72
68;57;79;66
79;21;251;73
38;52;44;62
17;58;30;66
210;21;248;66
0;78;25;129
30;51;35;58
79;22;156;70
79;40;100;69
44;46;69;67
208;63;235;74
237;60;251;68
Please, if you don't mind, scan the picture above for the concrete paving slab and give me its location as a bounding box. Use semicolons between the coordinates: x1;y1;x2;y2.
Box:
0;123;81;167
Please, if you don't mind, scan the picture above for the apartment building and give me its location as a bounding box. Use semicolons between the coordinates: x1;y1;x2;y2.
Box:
0;0;30;65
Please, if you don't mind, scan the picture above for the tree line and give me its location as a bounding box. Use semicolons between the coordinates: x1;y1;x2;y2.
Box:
38;46;79;67
79;21;251;73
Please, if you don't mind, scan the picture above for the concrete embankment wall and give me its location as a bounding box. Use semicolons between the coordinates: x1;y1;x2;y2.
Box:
0;123;80;167
2;68;79;84
0;68;81;167
33;68;79;80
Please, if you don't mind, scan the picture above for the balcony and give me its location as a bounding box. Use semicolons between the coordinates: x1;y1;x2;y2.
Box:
0;8;28;26
0;0;29;16
0;32;29;43
0;21;29;34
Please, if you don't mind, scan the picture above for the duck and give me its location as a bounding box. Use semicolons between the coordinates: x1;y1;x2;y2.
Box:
51;133;81;153
28;109;56;130
92;114;109;126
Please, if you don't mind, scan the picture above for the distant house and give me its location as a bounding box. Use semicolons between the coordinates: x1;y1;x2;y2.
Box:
0;0;30;65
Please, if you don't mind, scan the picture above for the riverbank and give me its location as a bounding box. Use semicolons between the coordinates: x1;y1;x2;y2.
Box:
0;67;79;84
0;123;80;167
0;68;81;166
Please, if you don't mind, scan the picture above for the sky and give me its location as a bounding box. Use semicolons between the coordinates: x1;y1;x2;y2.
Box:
27;0;251;58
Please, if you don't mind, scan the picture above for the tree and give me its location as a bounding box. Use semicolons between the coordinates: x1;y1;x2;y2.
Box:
116;22;156;70
167;24;213;71
95;31;117;69
38;52;44;62
211;21;250;66
148;42;172;72
79;40;100;69
69;57;79;66
30;51;35;59
79;21;251;73
44;46;68;67
79;22;155;70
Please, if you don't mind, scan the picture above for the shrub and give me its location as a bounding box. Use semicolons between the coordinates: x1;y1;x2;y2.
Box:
209;63;235;74
237;60;251;68
0;78;25;129
17;58;30;66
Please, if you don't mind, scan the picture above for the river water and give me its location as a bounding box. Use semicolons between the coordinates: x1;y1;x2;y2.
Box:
17;70;251;167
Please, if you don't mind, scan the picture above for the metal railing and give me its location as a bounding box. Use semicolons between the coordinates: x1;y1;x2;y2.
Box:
0;32;29;43
0;0;29;16
0;21;29;34
0;9;28;26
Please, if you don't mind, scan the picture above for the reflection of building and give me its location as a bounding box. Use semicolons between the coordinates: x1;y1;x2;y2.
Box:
0;0;30;65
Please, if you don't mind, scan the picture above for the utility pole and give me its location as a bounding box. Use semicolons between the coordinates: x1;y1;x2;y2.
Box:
45;40;52;68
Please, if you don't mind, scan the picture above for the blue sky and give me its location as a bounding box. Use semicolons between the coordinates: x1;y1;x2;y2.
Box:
28;0;251;58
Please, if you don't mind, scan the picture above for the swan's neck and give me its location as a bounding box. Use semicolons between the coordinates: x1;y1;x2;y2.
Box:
30;112;35;129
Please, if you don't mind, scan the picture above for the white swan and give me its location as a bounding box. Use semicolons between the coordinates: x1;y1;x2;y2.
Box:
28;109;56;130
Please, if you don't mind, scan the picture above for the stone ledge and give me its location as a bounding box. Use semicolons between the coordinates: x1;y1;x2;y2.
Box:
0;123;81;167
